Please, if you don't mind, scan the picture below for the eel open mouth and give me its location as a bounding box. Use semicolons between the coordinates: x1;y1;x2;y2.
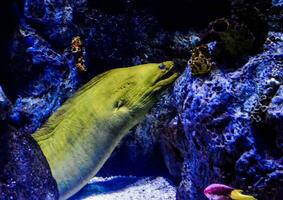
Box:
155;61;183;84
153;66;179;93
162;66;179;80
159;60;185;82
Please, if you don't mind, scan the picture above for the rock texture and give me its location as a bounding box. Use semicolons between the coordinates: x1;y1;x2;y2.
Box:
0;87;58;199
0;87;11;120
0;128;59;200
174;32;283;200
269;0;283;31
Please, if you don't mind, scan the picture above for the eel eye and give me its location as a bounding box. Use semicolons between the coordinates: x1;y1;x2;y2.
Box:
159;64;166;70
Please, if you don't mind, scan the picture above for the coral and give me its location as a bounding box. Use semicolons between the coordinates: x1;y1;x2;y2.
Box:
71;36;87;72
189;44;214;75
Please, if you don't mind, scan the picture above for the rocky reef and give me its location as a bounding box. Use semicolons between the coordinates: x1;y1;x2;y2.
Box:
174;32;283;200
0;0;282;200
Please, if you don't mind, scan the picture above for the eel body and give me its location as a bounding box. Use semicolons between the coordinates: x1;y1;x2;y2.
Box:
32;61;178;199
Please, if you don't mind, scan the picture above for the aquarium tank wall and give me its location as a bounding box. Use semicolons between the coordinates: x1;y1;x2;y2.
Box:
0;0;282;200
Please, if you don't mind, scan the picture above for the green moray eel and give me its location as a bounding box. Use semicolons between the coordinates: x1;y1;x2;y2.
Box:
32;61;179;200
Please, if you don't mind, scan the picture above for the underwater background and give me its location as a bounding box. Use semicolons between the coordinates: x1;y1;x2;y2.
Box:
0;0;282;199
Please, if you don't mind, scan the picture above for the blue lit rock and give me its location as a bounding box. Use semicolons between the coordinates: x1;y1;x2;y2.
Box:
0;86;11;120
272;0;283;7
266;85;283;151
269;0;283;31
0;128;59;199
169;32;283;200
0;87;58;199
8;20;79;134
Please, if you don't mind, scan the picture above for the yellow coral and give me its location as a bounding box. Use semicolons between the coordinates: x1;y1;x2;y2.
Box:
71;36;87;72
189;44;214;76
71;36;82;53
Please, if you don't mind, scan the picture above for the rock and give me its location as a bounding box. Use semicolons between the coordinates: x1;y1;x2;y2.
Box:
147;0;231;29
173;32;282;200
268;1;283;32
201;5;269;63
0;1;21;99
70;176;176;200
0;86;11;120
0;127;59;200
8;19;79;134
231;6;269;52
229;0;272;11
266;85;283;151
272;0;283;7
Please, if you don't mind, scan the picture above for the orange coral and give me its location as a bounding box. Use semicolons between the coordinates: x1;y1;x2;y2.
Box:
189;44;214;76
71;36;87;72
